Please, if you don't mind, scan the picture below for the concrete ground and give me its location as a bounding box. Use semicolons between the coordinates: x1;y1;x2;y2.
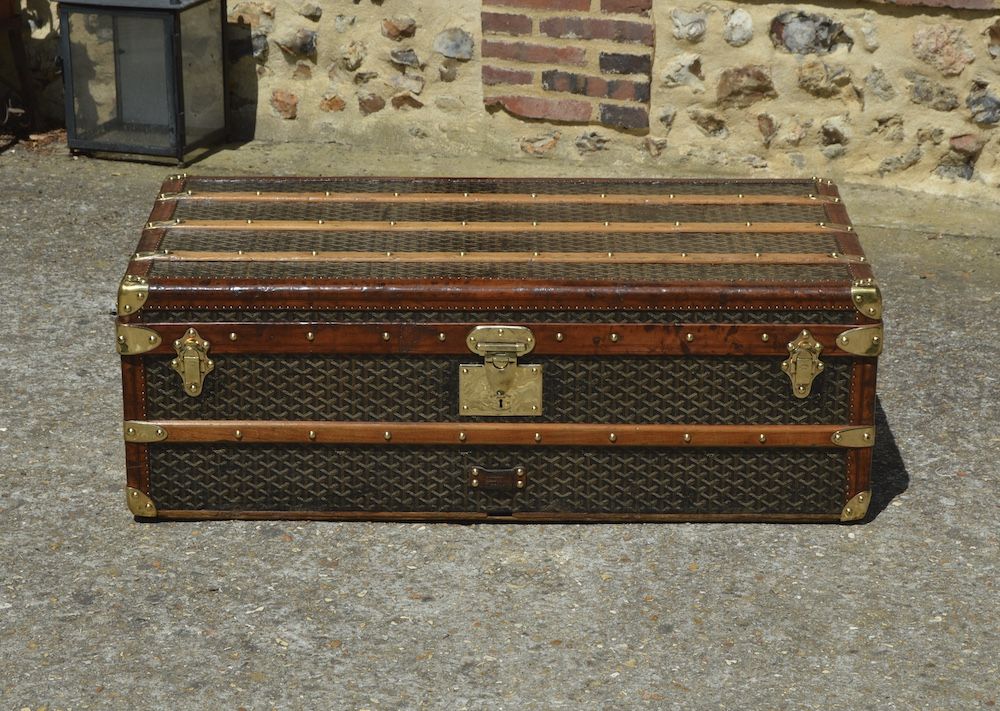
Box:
0;142;997;710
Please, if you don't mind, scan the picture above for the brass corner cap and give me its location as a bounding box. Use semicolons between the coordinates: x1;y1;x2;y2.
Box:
118;274;149;316
126;487;158;518
116;324;161;355
836;325;884;357
841;490;872;522
851;279;882;320
831;426;875;448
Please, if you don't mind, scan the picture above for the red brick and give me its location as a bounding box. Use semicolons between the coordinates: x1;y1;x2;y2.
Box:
542;70;649;102
484;0;590;9
482;12;533;36
539;17;654;46
485;95;593;122
598;103;648;130
483;65;534;86
601;0;652;14
482;39;587;66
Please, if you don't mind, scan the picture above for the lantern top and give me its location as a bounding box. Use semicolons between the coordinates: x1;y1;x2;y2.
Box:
58;0;212;10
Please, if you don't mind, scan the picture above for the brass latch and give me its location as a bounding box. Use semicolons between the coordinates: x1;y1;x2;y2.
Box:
171;327;214;397
459;326;542;416
781;329;824;398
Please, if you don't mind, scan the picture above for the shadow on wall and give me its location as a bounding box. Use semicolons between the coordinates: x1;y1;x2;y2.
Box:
225;17;258;142
867;397;909;522
4;0;60;129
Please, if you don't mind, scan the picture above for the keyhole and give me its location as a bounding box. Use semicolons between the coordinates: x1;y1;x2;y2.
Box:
496;390;506;410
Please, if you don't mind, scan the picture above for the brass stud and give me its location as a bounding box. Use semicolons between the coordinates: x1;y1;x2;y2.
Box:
235;430;243;440
229;332;239;342
318;219;325;225
555;332;564;342
683;433;691;443
609;433;617;443
860;256;866;262
306;331;315;341
819;222;826;228
872;336;880;344
761;333;770;342
600;193;606;198
311;250;318;256
607;251;614;257
386;251;393;257
685;333;695;342
382;332;390;341
746;221;752;227
738;193;744;198
531;193;537;198
531;405;538;411
833;432;842;442
461;221;467;226
471;479;479;488
534;432;542;442
308;430;317;440
118;335;126;344
759;434;767;444
674;221;681;227
459;251;466;256
863;432;871;441
463;192;469;197
384;431;392;441
610;333;620;343
516;468;524;476
462;367;469;374
438;332;446;341
149;335;157;343
472;467;479;475
532;221;538;227
840;335;849;345
126;427;136;436
533;251;540;257
155;428;164;437
459;432;467;442
516;480;525;489
831;252;840;259
681;252;688;257
604;221;610;227
389;221;396;226
393;192;398;196
754;252;762;258
327;191;332;196
246;219;253;224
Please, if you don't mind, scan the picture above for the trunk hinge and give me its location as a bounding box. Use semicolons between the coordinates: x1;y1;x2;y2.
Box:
171;328;215;397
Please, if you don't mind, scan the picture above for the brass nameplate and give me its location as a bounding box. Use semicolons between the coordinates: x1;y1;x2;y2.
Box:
468;466;527;492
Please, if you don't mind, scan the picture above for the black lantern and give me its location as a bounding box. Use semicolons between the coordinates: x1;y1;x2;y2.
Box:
58;0;226;163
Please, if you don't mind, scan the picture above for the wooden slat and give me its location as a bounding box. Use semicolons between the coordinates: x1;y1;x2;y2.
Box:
159;191;838;206
134;421;851;448
124;322;867;357
150;509;840;523
150;220;853;234
138;250;865;265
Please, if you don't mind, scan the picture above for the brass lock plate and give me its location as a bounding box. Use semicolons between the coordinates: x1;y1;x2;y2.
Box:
781;329;824;398
459;326;542;417
171;327;214;397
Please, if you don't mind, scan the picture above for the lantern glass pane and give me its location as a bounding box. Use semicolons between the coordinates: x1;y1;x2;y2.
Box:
181;1;225;145
67;10;175;150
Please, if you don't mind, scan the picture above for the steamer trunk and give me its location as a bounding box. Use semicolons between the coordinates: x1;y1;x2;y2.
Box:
117;176;881;522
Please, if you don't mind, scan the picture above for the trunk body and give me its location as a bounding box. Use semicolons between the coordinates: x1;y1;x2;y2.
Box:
118;176;881;523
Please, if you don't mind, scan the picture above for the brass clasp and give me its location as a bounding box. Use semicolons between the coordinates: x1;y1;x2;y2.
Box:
171;328;214;397
459;326;542;416
781;329;825;398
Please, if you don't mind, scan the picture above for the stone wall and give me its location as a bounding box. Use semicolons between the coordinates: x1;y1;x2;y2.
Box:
14;0;1000;193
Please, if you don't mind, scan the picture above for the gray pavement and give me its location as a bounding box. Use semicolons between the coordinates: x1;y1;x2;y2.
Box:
0;145;997;710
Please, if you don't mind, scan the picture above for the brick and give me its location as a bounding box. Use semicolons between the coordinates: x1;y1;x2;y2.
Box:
482;39;587;66
598;103;648;130
484;0;590;9
542;70;650;102
485;95;592;122
539;17;654;46
483;65;534;86
599;52;652;76
601;0;652;14
481;12;533;36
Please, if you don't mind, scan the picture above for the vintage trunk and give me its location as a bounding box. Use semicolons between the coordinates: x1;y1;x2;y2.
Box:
117;176;881;523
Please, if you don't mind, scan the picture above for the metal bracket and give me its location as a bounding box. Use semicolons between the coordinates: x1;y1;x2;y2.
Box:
157;190;193;201
116;324;162;355
124;421;168;443
460;326;542;416
146;219;182;229
851;279;882;320
126;487;158;518
133;250;172;261
837;325;883;356
840;490;872;522
171;327;214;397
117;274;149;316
781;329;825;398
831;426;875;448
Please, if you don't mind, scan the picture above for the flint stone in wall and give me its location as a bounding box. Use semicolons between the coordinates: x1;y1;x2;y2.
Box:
770;11;852;55
335;15;357;33
798;59;852;97
873;114;904;142
576;132;610;153
966;81;1000;125
864;67;896;102
382;17;417;41
298;2;322;21
434;28;475;60
906;71;959;111
936;133;986;180
878;146;921;176
757;113;779;147
390;48;424;69
723;9;753;48
358;92;386;115
387;73;426;95
821;115;850;146
912;24;975;77
275;29;317;60
989;21;1000;60
716;65;777;108
662;53;704;92
860;11;879;53
671;9;708;43
688;108;727;137
659;107;677;131
341;41;367;71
